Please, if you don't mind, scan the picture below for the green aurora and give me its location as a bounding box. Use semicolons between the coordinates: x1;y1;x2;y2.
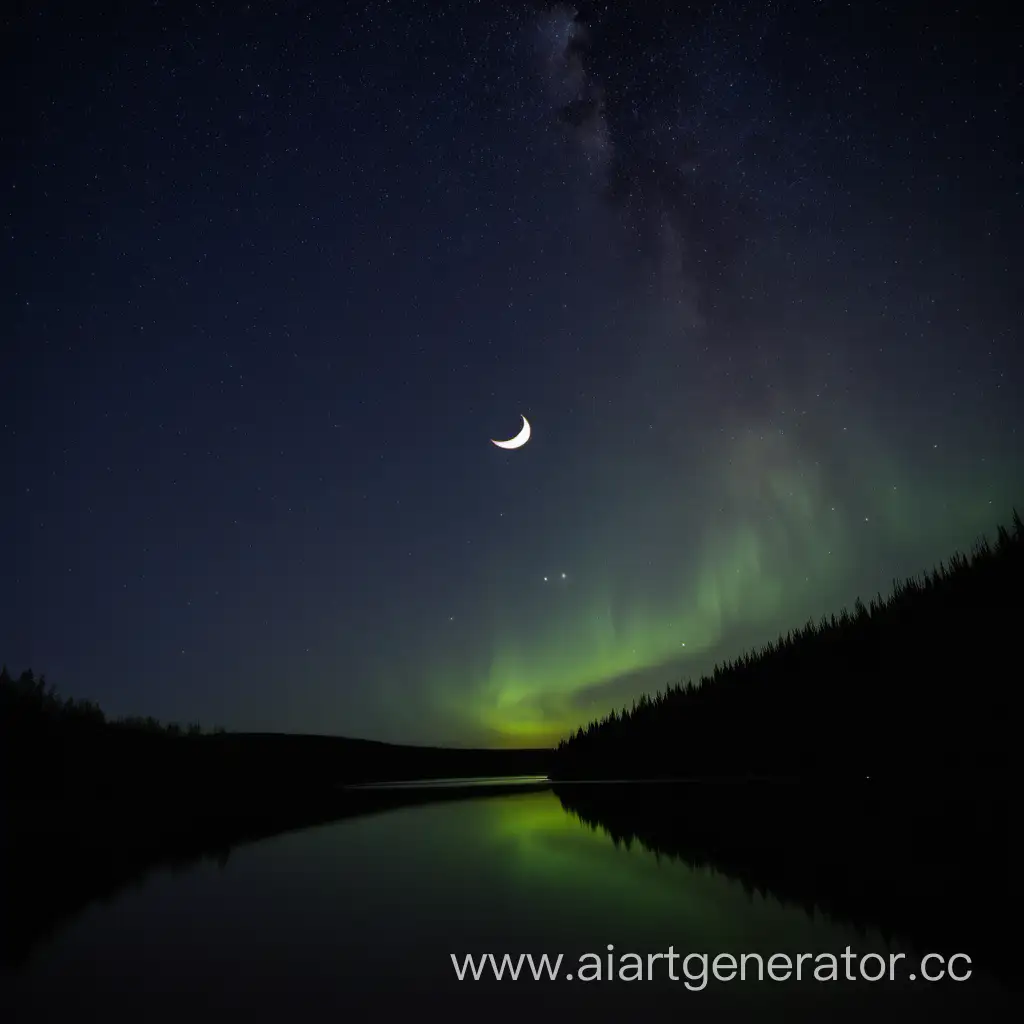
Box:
429;423;1020;748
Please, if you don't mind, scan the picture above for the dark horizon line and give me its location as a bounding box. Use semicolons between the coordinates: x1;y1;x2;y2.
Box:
4;503;1022;755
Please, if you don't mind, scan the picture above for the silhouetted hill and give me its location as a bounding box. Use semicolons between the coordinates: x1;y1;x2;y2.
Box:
551;510;1023;780
0;669;551;803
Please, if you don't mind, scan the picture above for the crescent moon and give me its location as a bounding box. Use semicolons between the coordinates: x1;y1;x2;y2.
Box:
491;414;531;450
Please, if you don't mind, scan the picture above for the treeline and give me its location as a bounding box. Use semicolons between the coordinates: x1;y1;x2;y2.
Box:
0;669;551;802
0;669;249;802
551;510;1024;779
0;666;226;736
0;667;235;799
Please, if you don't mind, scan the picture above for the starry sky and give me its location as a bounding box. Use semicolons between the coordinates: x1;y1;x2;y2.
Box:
4;1;1022;747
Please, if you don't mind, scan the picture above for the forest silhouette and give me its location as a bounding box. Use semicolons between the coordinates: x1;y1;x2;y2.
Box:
550;510;1022;780
0;668;549;801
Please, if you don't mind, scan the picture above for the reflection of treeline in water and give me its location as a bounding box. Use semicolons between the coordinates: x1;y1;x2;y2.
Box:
1;778;547;971
554;780;1014;989
552;510;1023;779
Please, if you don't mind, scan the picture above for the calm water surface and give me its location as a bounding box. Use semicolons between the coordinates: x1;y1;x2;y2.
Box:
1;783;1014;1023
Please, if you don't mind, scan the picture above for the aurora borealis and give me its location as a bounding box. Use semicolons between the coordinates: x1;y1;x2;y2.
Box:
4;1;1022;748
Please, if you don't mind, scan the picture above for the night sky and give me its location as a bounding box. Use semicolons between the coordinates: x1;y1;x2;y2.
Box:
4;1;1022;747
